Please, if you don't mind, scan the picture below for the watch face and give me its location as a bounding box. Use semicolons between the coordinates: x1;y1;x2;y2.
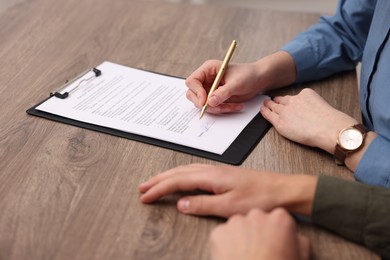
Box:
338;128;364;150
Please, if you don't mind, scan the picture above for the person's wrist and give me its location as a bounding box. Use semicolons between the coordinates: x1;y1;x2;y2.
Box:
254;51;297;91
254;59;272;91
314;111;358;154
275;174;317;216
344;130;377;171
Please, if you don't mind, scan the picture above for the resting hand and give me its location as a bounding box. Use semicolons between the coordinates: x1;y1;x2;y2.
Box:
139;164;316;218
209;208;310;260
261;88;357;154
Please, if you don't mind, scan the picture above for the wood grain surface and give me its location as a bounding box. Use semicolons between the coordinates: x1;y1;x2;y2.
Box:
0;0;378;259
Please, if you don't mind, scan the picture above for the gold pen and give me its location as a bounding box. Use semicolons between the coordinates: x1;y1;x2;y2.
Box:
199;40;237;119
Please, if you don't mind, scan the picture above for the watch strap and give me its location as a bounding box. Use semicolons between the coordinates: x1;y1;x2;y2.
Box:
334;124;369;166
335;144;347;165
354;123;369;134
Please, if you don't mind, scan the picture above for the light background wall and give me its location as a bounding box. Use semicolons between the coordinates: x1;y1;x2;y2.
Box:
1;0;339;14
167;0;338;14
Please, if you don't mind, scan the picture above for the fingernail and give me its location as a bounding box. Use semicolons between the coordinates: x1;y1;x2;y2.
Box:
209;96;218;107
178;198;190;213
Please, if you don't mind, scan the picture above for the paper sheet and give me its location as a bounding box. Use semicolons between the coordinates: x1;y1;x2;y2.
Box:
37;61;269;155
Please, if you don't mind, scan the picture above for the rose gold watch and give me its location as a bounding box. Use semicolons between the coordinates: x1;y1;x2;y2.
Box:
334;124;369;165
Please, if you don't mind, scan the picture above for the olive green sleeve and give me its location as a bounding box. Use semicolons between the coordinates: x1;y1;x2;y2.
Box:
312;175;390;258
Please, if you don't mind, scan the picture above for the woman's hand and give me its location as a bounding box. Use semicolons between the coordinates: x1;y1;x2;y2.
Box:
261;88;358;154
185;60;264;114
185;51;297;114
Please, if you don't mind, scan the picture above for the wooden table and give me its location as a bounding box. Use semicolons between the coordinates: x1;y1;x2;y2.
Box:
0;0;378;259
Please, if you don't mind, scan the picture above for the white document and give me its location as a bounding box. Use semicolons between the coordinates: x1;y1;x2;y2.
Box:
36;61;269;155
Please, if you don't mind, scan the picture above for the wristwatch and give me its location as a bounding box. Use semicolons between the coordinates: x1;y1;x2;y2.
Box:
334;124;369;165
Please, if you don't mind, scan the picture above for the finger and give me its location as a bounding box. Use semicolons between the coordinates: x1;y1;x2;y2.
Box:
207;83;235;107
177;194;231;217
205;103;244;114
185;79;207;108
269;208;297;231
139;164;203;193
273;95;290;105
260;105;279;125
185;60;221;105
186;89;204;108
263;99;282;113
138;169;177;193
187;60;220;88
140;170;221;203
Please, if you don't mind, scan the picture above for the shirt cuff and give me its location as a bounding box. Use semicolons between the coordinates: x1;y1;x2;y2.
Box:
354;135;390;187
281;39;316;83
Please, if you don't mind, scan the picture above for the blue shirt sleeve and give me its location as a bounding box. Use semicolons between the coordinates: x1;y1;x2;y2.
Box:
281;0;375;83
355;136;390;188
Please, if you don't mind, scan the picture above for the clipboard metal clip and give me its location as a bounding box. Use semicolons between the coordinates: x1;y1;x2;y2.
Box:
50;68;102;99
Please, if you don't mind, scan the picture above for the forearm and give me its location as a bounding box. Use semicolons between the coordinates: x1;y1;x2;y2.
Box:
254;51;297;91
313;175;390;258
281;0;373;83
279;174;390;257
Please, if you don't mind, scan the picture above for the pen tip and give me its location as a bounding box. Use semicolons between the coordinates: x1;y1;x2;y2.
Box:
199;106;206;119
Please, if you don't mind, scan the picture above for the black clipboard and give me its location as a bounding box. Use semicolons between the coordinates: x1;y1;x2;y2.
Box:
26;65;270;165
